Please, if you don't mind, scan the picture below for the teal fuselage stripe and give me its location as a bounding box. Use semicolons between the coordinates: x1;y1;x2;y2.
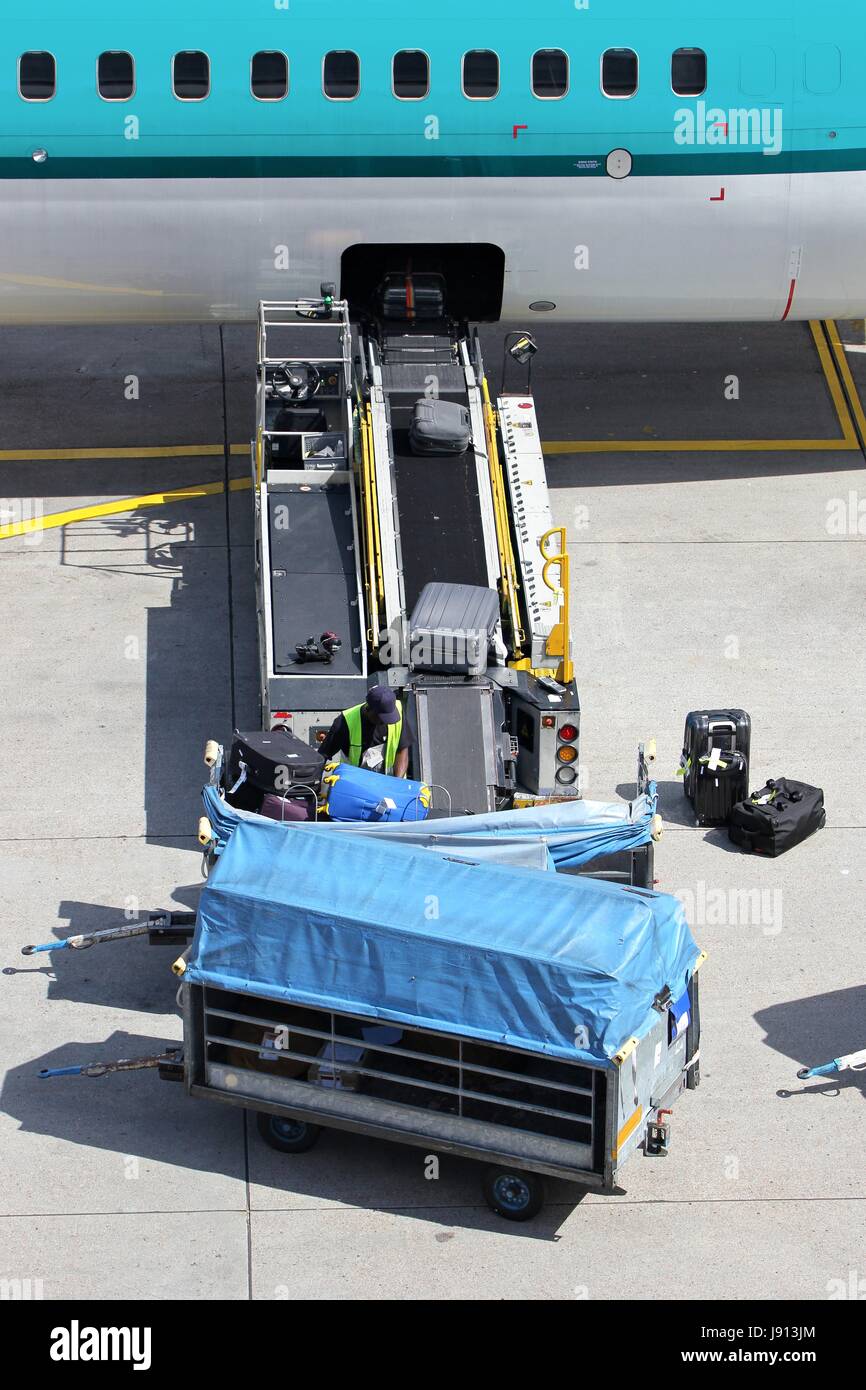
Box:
2;149;866;179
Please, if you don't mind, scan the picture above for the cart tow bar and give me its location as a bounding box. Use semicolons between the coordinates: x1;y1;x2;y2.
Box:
39;1048;183;1080
21;911;196;957
797;1048;866;1080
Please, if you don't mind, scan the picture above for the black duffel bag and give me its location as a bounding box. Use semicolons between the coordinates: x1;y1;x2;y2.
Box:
728;778;825;856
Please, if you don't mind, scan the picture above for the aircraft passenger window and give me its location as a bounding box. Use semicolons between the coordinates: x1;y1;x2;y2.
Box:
323;50;360;100
532;49;569;99
601;48;638;98
173;50;210;101
393;50;430;99
252;51;289;100
98;51;135;101
19;51;56;101
462;50;499;100
671;48;706;96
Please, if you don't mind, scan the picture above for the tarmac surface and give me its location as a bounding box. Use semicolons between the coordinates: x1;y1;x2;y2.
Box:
1;317;864;1300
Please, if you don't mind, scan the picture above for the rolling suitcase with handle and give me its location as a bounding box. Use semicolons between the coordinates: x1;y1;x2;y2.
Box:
321;761;431;823
680;709;751;823
228;728;324;796
691;748;749;826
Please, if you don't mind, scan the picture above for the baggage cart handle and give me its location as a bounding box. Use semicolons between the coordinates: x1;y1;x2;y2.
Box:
797;1048;866;1079
39;1048;182;1080
22;912;195;957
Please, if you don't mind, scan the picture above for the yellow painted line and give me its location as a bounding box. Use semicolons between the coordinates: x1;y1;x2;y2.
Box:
544;320;859;454
0;476;250;541
809;320;859;445
542;437;859;454
825;318;866;443
0;443;250;462
4;321;859;464
613;1105;644;1160
0;272;165;297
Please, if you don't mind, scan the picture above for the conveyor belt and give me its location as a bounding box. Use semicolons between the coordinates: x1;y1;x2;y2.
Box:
412;681;499;815
268;484;364;677
389;394;489;612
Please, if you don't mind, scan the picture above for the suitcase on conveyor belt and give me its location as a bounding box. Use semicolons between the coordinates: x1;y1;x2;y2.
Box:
409;581;500;674
729;778;825;856
228;728;324;795
409;398;471;456
321;761;431;823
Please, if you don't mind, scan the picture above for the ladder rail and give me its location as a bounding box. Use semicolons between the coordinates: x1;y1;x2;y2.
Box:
356;396;386;649
480;376;525;657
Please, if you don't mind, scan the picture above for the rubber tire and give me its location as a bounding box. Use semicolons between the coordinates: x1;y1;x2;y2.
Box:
482;1167;544;1221
255;1110;322;1154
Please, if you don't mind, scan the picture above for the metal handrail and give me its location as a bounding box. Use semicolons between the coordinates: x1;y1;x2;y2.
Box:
356;401;380;647
364;402;385;607
540;525;574;685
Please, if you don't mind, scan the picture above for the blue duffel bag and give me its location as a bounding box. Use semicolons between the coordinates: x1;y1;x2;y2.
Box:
321;761;431;823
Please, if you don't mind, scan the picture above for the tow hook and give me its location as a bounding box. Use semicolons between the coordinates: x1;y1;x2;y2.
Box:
645;1109;672;1157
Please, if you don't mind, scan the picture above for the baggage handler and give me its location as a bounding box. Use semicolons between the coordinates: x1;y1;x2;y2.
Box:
319;686;412;777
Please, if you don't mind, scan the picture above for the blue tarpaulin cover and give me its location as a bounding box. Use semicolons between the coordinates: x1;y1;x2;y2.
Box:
201;781;656;869
187;817;700;1065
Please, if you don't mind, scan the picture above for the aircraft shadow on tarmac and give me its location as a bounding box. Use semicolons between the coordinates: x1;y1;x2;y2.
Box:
755;985;866;1101
2;1030;605;1236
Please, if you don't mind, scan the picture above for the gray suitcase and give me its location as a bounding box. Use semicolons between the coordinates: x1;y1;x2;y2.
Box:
409;581;500;674
409;398;471;456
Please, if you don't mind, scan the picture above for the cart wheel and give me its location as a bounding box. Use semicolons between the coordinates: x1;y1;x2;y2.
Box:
482;1167;544;1222
255;1111;321;1154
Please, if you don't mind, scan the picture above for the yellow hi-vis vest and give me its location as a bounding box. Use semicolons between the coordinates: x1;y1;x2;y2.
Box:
343;700;403;774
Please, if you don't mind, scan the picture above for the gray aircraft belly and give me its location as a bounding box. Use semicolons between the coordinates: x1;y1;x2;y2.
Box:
0;173;864;324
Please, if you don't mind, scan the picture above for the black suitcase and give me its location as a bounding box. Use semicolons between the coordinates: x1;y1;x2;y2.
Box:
228;728;324;795
681;709;751;805
378;272;445;321
691;749;749;825
409;398;471;456
729;778;825;856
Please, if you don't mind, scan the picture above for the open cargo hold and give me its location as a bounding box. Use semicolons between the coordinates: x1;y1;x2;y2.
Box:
183;818;703;1210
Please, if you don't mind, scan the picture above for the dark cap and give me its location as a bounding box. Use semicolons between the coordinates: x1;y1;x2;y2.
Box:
364;685;400;725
